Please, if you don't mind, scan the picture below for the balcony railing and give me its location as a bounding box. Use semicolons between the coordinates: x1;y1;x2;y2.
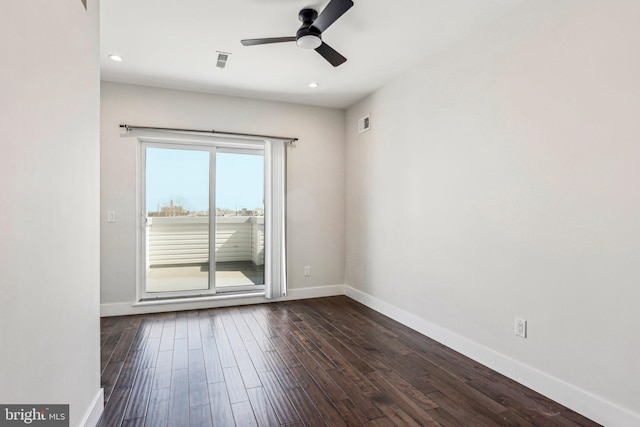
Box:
146;216;264;268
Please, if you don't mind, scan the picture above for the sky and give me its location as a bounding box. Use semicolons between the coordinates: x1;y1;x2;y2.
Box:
146;147;264;213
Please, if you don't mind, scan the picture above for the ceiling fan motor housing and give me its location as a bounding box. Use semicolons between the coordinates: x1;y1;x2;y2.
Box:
296;9;322;49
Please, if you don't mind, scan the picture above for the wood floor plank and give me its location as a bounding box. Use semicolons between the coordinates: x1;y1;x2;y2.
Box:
268;336;302;369
121;417;145;427
140;337;160;369
145;387;170;427
365;416;396;427
213;328;238;368
208;382;235;426
198;314;214;339
101;331;122;373
98;387;130;427
282;386;326;427
222;312;247;352
172;338;189;371
234;348;263;389
247;386;280;427
426;389;511;427
325;368;383;421
261;350;299;389
365;370;442;426
110;327;140;365
252;310;280;340
132;321;152;352
250;327;277;353
365;390;420;427
117;350;143;390
289;365;347;427
273;328;306;355
333;399;370;425
232;400;259;427
244;339;271;373
148;320;164;340
201;337;225;384
98;297;601;427
293;350;348;402
231;309;256;343
209;311;225;330
174;313;188;339
168;369;190;427
152;350;173;390
101;360;124;403
224;366;250;404
418;358;508;415
287;328;336;371
189;404;213;427
188;348;210;408
159;324;175;352
124;367;154;420
187;312;202;350
257;370;300;425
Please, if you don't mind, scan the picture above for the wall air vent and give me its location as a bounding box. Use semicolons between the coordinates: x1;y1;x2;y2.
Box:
216;51;231;69
358;115;371;134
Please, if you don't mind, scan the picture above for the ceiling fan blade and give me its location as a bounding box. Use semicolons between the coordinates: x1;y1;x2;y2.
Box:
312;0;354;33
315;42;347;67
241;37;296;46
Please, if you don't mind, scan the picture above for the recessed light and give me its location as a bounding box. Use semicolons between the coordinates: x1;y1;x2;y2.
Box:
108;54;123;62
308;82;319;88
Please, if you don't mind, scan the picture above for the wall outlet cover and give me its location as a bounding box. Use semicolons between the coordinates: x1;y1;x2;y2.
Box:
515;317;527;338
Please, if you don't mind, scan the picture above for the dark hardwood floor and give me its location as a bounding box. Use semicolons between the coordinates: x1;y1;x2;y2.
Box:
98;296;600;426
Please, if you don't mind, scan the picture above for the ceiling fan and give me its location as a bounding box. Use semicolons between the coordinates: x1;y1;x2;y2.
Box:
240;0;354;67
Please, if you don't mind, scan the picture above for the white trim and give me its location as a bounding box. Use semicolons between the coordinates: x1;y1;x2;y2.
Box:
100;285;346;317
137;139;268;300
80;388;104;427
209;148;216;294
344;286;640;427
284;284;344;301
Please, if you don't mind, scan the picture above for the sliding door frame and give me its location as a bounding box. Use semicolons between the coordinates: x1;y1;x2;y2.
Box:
136;135;266;302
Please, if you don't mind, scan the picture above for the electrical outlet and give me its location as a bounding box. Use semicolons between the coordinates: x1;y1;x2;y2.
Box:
514;318;527;338
107;211;116;223
303;266;311;277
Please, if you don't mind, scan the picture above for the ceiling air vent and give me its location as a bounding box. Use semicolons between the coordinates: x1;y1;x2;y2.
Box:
358;115;371;134
216;52;231;69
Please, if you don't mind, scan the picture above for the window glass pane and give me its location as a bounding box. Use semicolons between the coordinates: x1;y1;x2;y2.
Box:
215;151;265;289
145;147;210;293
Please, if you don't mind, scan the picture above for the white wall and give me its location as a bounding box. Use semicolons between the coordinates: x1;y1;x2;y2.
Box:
101;82;345;313
0;1;102;426
345;0;640;425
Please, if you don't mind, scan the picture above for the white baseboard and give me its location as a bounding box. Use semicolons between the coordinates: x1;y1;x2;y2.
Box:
80;388;103;427
344;286;640;427
100;285;346;317
285;284;346;300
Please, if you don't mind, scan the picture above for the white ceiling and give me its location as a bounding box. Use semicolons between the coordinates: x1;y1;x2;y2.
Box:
100;0;525;109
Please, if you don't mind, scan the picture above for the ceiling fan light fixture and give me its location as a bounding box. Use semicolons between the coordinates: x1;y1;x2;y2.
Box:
296;34;322;50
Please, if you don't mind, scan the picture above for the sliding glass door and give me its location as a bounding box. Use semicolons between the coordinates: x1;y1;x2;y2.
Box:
144;146;210;294
141;143;265;299
215;150;265;291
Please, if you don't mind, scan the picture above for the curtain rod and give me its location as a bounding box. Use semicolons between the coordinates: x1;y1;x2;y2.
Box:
119;124;298;143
